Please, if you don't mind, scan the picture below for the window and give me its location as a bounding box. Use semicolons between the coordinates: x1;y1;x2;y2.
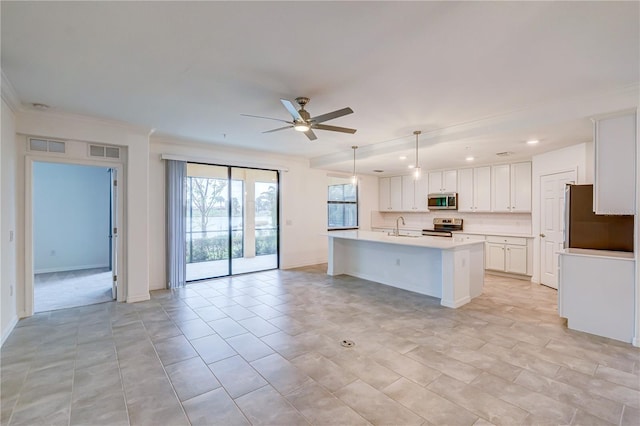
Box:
328;176;358;229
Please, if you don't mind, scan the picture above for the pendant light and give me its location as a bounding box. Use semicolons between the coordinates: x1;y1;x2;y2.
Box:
351;145;358;185
413;130;422;180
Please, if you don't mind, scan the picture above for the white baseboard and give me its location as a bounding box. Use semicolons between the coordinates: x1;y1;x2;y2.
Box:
34;263;110;274
1;315;19;347
280;256;328;270
126;293;150;303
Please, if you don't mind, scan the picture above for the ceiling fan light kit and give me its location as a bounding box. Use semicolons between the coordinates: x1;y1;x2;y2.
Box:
242;96;356;141
293;121;310;132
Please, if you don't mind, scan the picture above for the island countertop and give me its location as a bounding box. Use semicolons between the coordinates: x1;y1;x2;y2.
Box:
326;230;485;250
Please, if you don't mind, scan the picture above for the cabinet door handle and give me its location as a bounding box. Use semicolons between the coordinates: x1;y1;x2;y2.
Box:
540;233;546;238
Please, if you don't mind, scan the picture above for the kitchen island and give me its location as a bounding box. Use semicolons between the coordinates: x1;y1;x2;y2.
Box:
326;230;485;308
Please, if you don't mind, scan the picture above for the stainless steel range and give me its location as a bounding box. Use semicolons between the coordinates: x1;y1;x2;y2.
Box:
422;218;463;237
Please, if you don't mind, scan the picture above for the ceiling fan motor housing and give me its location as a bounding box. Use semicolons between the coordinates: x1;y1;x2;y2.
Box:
299;109;311;121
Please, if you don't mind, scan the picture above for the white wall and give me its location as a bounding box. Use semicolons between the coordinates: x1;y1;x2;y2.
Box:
531;142;593;283
33;162;110;273
1;98;18;344
16;110;150;309
149;137;347;290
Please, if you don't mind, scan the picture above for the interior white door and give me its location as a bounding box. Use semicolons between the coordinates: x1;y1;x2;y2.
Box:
110;168;118;300
539;170;576;288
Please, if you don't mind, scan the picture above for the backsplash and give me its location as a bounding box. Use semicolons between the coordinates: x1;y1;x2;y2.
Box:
371;211;532;236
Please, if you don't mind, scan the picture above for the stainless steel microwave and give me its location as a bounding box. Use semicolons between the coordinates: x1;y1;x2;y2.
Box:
428;193;458;210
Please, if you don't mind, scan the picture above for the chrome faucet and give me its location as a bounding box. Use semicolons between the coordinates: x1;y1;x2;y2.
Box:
395;216;405;236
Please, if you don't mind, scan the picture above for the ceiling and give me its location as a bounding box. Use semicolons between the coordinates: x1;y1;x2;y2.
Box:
2;1;638;175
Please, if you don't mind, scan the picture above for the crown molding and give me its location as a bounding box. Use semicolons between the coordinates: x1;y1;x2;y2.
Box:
18;107;152;137
1;70;21;112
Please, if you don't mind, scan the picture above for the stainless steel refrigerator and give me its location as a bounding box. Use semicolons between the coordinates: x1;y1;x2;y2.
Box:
564;184;634;252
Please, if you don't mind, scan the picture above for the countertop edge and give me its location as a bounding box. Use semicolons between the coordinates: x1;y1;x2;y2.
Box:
370;227;534;239
325;230;485;250
559;248;634;260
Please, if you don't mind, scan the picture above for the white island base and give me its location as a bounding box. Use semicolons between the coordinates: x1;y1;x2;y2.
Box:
327;231;485;308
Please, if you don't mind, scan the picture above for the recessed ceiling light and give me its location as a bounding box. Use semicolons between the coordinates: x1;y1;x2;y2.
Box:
399;156;407;160
465;156;474;161
526;139;539;145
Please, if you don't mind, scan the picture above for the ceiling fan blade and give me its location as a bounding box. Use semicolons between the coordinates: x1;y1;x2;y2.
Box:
263;125;293;134
241;113;292;124
313;124;357;134
280;99;303;121
304;129;318;141
310;107;353;124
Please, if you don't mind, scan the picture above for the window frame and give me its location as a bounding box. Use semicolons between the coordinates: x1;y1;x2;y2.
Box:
327;180;359;230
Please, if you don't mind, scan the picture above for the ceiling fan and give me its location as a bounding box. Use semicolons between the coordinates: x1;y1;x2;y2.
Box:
242;97;356;141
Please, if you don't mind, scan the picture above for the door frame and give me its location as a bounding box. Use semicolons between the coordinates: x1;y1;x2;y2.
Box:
24;155;126;316
538;168;577;288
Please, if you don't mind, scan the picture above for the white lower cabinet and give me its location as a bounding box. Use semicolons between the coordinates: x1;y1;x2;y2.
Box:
559;249;634;342
485;236;528;275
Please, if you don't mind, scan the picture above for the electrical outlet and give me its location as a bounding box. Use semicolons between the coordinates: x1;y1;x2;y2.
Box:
395;259;400;266
10;285;13;296
9;230;13;242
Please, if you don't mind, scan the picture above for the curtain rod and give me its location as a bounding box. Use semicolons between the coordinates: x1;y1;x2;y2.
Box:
160;153;289;172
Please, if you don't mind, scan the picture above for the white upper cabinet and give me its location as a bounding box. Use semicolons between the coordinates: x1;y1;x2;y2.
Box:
458;166;491;212
510;162;532;212
379;177;391;211
401;175;429;211
492;164;511;212
491;162;531;212
379;177;402;211
594;112;636;215
474;166;492;212
380;175;425;211
457;168;474;212
401;175;414;211
389;176;402;210
415;176;429;210
428;170;457;194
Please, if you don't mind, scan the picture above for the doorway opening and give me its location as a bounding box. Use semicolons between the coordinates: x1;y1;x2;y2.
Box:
185;163;279;281
33;162;117;312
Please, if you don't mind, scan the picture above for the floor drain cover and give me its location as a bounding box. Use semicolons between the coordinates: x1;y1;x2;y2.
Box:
340;339;355;348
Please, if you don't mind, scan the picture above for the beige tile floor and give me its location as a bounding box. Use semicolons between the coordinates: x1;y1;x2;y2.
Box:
2;265;639;425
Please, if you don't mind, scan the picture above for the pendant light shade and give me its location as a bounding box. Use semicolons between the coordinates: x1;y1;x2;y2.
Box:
413;130;422;180
351;145;358;185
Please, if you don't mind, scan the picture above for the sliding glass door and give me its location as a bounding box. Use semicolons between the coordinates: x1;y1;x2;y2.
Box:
185;163;279;281
231;168;279;274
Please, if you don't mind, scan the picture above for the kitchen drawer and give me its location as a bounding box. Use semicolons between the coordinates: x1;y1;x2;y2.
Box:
486;235;527;246
454;233;486;242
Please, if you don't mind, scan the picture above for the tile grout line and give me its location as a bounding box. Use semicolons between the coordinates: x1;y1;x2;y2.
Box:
110;307;133;426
